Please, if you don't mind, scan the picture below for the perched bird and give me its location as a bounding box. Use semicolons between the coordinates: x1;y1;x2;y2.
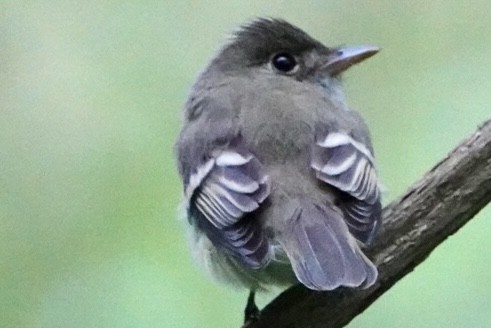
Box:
175;18;381;322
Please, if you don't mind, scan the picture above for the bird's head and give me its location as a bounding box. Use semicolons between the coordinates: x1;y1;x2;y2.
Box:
211;18;379;87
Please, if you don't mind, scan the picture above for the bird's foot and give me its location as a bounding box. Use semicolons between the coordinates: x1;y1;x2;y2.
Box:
242;290;260;328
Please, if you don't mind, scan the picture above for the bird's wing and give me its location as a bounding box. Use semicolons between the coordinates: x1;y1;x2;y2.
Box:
176;99;271;269
311;131;382;245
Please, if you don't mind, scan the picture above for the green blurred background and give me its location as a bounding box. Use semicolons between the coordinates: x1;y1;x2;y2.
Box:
2;1;491;327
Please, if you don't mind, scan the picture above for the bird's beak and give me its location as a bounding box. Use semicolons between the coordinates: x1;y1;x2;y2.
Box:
322;45;379;76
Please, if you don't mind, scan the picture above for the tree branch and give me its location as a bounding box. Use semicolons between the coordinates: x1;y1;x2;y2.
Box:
251;118;491;328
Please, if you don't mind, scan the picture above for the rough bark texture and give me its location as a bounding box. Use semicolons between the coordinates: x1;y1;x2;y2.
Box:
250;119;491;328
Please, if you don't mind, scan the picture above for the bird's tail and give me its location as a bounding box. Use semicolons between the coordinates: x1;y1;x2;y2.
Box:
278;203;377;290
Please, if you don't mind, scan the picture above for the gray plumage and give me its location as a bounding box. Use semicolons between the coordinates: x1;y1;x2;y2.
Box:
175;18;381;291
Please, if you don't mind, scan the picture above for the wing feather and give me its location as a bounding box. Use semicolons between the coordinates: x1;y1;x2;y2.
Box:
312;131;382;245
185;137;271;268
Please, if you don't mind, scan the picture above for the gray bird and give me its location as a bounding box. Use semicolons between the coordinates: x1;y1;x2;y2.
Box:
175;18;381;322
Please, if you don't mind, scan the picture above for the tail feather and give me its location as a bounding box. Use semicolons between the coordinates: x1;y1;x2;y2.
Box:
281;203;377;290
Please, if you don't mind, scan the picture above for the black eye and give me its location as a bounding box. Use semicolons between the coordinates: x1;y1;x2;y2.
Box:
271;53;297;73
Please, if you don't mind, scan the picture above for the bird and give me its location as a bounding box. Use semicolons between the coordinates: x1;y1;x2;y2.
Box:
174;17;381;324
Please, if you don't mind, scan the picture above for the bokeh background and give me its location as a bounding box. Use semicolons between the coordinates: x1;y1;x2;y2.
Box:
2;1;491;327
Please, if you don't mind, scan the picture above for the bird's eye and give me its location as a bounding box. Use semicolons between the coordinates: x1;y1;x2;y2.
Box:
271;53;297;73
